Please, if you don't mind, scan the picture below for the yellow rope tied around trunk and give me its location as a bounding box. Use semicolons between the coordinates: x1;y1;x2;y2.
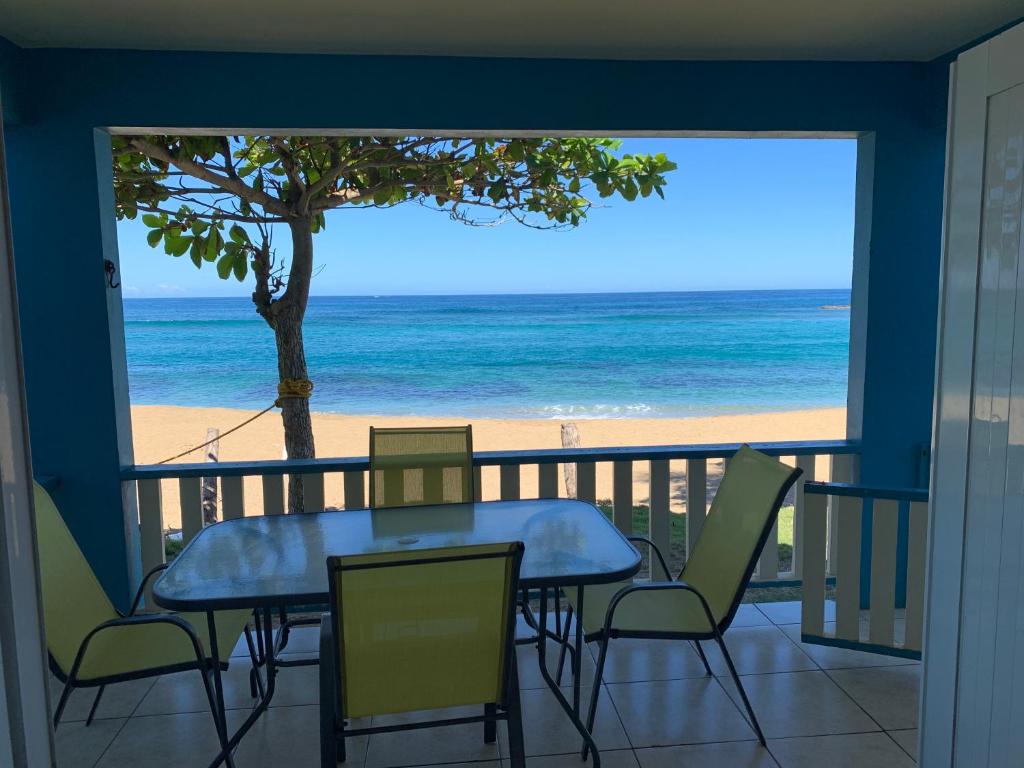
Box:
156;378;313;465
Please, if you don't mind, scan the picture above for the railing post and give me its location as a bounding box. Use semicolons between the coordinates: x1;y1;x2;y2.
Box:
612;461;633;535
137;479;165;607
792;454;816;578
473;466;483;502
905;500;928;651
801;490;829;637
576;462;596;503
500;465;521;501
757;455;782;580
835;494;863;641
343;470;365;509
538;463;559;498
685;458;707;559
221;476;245;520
262;475;285;515
178;477;203;543
868;498;899;646
827;453;858;575
649;459;671;567
303;473;326;512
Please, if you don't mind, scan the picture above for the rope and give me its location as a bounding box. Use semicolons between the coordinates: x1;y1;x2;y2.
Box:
156;379;313;465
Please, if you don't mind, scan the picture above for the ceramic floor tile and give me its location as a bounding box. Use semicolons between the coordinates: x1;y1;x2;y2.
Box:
635;740;778;767
718;670;878;739
50;675;156;723
233;703;369;767
93;710;233;767
768;732;916;768
272;623;321;655
827;666;920;731
732;603;773;627
527;749;639;767
504;684;630;757
888;729;918;761
754;601;835;627
699;626;817;676
266;653;322;708
589;638;712;684
365;704;504;767
55;717;126;768
778;624;919;670
608;677;755;747
135;659;259;716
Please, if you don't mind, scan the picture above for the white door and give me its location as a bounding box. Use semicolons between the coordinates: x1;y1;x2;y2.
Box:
923;21;1024;768
0;100;55;764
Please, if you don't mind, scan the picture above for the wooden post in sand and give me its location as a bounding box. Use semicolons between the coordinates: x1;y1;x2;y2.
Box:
561;422;580;498
201;428;219;526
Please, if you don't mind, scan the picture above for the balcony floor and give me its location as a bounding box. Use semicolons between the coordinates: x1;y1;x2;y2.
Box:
53;601;919;768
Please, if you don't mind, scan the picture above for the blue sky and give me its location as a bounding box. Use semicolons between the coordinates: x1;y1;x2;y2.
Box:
117;137;856;297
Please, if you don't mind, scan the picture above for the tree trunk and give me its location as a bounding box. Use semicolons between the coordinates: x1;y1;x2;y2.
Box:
254;218;317;513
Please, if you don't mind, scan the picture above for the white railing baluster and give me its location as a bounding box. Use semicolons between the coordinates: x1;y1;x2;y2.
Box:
828;454;857;575
612;461;633;535
576;462;596;503
649;460;671;568
302;473;325;513
792;454;816;578
221;476;244;520
344;471;365;509
835;494;863;641
905;500;928;651
500;465;521;501
801;491;829;637
538;463;559;498
262;474;285;515
137;479;165;577
179;477;204;543
757;456;782;580
868;498;899;646
686;458;707;559
473;466;483;502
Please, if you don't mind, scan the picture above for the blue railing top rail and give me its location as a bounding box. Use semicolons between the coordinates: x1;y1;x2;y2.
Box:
805;481;928;503
120;438;860;481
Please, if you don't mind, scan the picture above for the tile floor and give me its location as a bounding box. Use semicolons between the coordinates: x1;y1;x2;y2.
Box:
52;601;920;768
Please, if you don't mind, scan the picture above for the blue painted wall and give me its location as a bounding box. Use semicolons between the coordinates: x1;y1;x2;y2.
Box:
0;42;948;605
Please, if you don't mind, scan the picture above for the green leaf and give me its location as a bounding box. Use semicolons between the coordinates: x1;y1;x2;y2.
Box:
229;225;248;244
232;254;248;281
146;229;162;247
204;232;219;262
216;253;234;280
190;220;208;236
142;213;163;227
167;235;192;257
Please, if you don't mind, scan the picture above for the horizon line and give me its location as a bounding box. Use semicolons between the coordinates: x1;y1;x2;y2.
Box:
123;286;853;301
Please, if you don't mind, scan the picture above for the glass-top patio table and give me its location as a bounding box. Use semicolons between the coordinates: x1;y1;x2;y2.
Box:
153;498;641;768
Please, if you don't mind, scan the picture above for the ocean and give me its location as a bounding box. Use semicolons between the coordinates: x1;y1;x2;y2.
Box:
123;289;851;419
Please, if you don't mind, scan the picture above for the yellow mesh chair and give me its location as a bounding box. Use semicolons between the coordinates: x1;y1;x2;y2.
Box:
319;543;526;767
562;445;802;749
34;482;258;735
369;425;474;508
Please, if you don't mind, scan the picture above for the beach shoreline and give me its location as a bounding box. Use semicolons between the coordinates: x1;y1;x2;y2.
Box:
132;404;846;530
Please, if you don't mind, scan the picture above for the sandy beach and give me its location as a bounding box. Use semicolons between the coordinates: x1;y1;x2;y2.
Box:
132;405;846;530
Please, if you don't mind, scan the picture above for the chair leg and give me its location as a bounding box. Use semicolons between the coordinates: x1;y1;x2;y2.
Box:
581;632;610;761
244;626;265;700
506;655;526;768
319;615;344;766
692;640;713;676
484;703;497;743
714;631;766;746
52;678;74;730
85;685;106;726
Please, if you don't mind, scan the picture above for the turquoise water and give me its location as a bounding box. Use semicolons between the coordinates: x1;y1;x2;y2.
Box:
123;290;850;418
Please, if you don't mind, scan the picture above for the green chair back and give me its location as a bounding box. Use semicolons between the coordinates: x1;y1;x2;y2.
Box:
32;482;119;675
369;425;474;508
326;542;523;719
681;446;801;630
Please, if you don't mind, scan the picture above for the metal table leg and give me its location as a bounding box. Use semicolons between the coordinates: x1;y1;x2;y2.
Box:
207;606;279;768
534;586;601;767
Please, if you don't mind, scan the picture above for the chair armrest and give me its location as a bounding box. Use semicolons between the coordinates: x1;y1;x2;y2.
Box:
67;613;209;684
603;579;719;638
127;563;170;616
626;536;673;581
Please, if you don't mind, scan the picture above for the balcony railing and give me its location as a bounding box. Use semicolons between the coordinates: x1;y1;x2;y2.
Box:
800;481;928;659
122;438;859;591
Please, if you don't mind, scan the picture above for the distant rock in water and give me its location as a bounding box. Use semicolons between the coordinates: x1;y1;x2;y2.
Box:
820;304;851;310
